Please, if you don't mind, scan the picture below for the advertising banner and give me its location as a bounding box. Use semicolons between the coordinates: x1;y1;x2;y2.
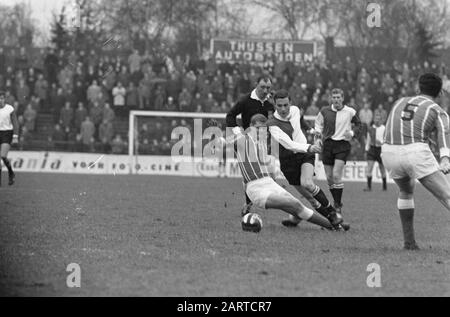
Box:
211;38;316;65
5;152;390;183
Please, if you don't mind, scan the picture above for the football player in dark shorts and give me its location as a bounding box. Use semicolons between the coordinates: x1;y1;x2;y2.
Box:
0;91;19;186
364;114;387;191
267;90;346;230
315;89;362;214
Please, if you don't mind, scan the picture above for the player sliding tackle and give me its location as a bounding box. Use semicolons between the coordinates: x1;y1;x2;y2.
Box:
223;114;337;231
265;89;346;229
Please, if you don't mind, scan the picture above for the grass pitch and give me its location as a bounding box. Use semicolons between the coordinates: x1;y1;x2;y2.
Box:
0;173;449;296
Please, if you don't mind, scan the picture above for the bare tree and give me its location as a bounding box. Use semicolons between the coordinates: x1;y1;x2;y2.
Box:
88;0;251;57
332;0;449;63
0;2;36;47
251;0;317;40
314;0;343;40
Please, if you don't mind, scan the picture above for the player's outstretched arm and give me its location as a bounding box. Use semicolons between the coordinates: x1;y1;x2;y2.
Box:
269;126;314;153
435;109;450;162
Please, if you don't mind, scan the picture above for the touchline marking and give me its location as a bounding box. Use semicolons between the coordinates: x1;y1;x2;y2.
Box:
88;155;105;169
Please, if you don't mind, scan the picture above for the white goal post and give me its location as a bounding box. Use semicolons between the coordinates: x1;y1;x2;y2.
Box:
128;110;317;157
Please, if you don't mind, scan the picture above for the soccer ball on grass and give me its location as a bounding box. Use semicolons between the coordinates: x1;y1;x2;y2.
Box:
241;213;263;233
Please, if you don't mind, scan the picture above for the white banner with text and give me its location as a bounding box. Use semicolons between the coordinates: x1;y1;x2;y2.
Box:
3;151;390;183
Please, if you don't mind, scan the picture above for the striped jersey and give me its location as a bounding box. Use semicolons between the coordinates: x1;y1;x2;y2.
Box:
384;95;450;158
229;128;274;184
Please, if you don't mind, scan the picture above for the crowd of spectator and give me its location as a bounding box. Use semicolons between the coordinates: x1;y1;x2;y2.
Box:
0;45;449;158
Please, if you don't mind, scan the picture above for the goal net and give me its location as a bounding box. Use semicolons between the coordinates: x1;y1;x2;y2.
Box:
127;111;390;184
127;111;316;176
128;111;316;156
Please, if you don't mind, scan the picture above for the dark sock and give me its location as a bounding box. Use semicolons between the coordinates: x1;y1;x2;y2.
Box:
307;211;333;230
316;205;330;218
330;185;336;203
311;185;332;210
367;177;372;189
336;189;343;206
330;187;344;206
330;187;338;206
334;184;344;206
399;209;416;246
2;157;13;174
382;178;387;190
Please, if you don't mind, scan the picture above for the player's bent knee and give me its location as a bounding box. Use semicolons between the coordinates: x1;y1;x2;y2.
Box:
326;176;334;186
300;179;315;193
285;196;305;213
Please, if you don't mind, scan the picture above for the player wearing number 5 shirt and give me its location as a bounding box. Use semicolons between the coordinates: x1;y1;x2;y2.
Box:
382;73;450;250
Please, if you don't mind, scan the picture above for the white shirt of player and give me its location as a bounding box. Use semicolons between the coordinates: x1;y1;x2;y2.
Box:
0;104;14;131
270;106;311;153
375;125;386;145
315;105;358;141
333;105;357;140
366;124;386;151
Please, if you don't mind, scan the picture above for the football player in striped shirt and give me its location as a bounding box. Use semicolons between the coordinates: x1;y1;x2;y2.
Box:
226;114;336;231
315;89;362;214
226;76;274;216
0;91;19;186
382;73;450;250
364;114;387;192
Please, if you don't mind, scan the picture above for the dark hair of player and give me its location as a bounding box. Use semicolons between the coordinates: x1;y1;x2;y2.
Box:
250;114;268;126
256;75;272;85
419;73;443;98
273;89;290;102
331;88;344;97
0;91;5;97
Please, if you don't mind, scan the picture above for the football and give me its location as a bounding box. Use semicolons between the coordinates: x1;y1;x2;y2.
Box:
241;213;263;233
